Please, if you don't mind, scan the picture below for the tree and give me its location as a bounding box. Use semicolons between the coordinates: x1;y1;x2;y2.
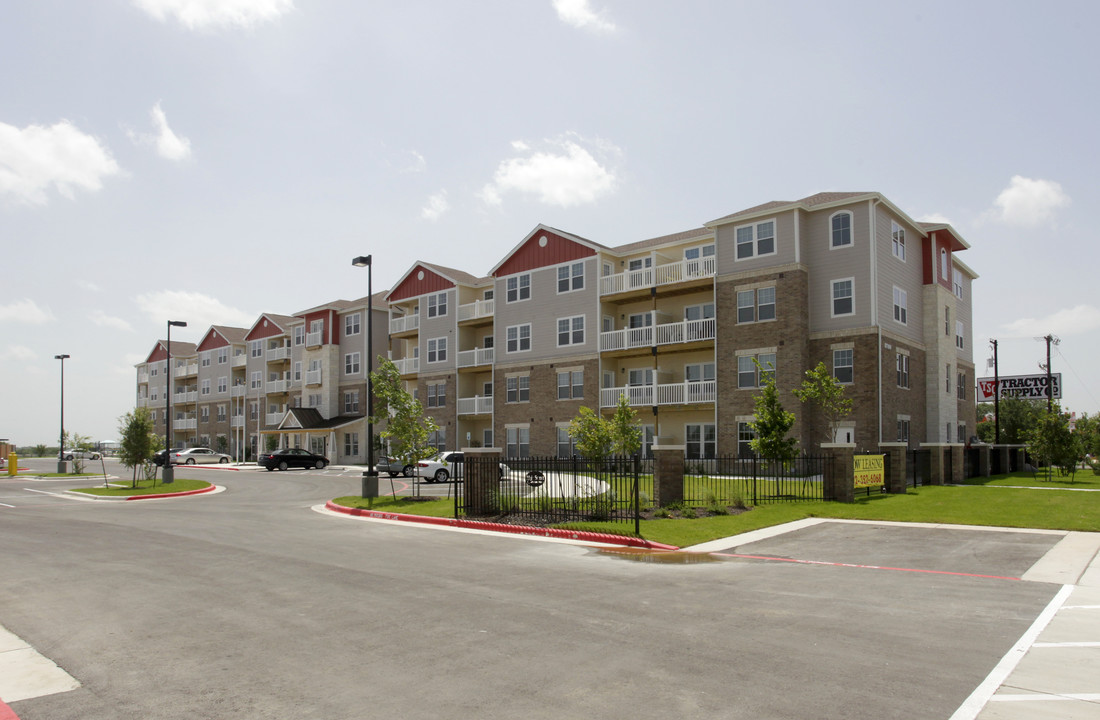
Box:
609;392;642;457
793;361;852;445
118;407;159;487
1027;408;1081;480
370;358;438;495
993;396;1045;445
63;431;94;473
749;363;799;461
568;392;643;463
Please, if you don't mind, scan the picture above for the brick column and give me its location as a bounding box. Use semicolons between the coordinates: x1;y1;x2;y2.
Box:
994;445;1010;475
977;445;991;478
821;443;855;503
879;442;908;494
652;445;684;507
920;443;948;485
464;447;501;516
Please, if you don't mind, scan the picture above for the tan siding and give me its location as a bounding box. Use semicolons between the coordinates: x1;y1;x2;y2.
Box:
875;207;924;344
804;202;872;332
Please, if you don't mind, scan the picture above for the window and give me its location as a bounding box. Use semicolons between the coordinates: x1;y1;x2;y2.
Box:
506;376;530;403
833;349;854;384
344;390;359;413
557;262;584;293
891;221;906;261
737;288;775;323
953;268;964;299
685;363;715;402
483;289;494;301
956;321;965;350
893;287;908;324
506;274;530;303
941;248;949;281
506;324;531;353
946;363;952;394
557;371;583;400
735;220;776;260
738;353;776;389
217;347;228;364
345;313;361;336
217;405;226;422
832;279;854;317
896;353;910;388
557;315;585;347
345;433;359;456
217;376;227;394
897;418;910;443
200;406;209;422
957;424;967;444
426;383;446;408
684;244;715;274
427;337;447;363
200;379;210;396
556;427;575;458
293;326;304;346
345;352;361;375
293;362;301;382
686;424;716;459
737;422;755;457
250;340;262;358
201;351;211;367
830;212;852;248
308;393;322;408
249;402;258;420
151;366;158;377
506;427;530;458
427;292;447;318
428;428;446;453
957;372;967;401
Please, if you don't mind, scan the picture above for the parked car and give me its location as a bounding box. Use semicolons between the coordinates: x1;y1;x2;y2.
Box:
258;448;329;471
416;451;508;483
375;455;417;478
170;447;232;465
153;448;184;466
62;449;101;460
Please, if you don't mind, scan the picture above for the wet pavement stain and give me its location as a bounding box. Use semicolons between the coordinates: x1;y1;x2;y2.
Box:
594;547;723;564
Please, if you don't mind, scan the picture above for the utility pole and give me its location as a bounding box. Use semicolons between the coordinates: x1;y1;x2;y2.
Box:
1042;334;1058;413
990;339;1000;444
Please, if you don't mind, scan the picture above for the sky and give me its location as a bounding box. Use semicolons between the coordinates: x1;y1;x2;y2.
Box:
2;0;1099;445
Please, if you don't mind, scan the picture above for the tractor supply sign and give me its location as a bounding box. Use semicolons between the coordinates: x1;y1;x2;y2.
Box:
977;374;1062;402
853;454;885;488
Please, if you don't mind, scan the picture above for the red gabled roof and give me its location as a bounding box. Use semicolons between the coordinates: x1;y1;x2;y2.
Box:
490;225;600;277
145;340;196;363
244;313;296;342
196;325;247;352
386;262;460;303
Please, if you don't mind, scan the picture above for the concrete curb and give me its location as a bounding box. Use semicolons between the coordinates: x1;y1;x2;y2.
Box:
67;484;221;501
324;501;679;550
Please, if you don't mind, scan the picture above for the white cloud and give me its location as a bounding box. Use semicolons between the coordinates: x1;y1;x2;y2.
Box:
1000;304;1100;338
421;191;450;221
89;310;135;332
0;120;121;205
0;299;57;325
78;280;102;292
480;134;619;208
403;151;426;174
987;176;1070;227
128;103;192;161
134;290;255;330
133;0;294;30
553;0;617;34
0;345;36;362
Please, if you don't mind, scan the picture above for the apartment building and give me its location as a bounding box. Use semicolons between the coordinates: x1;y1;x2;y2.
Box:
135;191;977;461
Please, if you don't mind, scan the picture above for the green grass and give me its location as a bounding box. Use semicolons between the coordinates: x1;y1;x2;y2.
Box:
332;495;455;517
959;468;1100;489
72;478;211;496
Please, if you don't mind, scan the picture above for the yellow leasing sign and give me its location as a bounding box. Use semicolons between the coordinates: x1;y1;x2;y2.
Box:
853;454;885;488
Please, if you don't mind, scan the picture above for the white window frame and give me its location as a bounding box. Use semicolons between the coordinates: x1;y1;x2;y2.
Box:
896;352;910;389
831;278;855;317
217;347;228;364
893;287;908;325
345;352;361;375
426;292;448;318
557;370;583;400
830;211;853;249
737;352;776;389
345;432;359;456
557;261;584;294
201;379;211;396
345;313;361;336
293;326;305;346
344;390;360;414
833;348;854;385
426;337;447;364
891;221;906;261
956;321;965;350
953;268;964;299
685;423;716;460
217;376;227;394
506;273;531;303
506;375;530;403
506;324;531;353
557;315;585;347
734;219;776;261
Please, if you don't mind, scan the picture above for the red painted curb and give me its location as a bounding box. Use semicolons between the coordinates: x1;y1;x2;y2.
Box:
324;501;679;550
0;698;21;720
125;484;219;501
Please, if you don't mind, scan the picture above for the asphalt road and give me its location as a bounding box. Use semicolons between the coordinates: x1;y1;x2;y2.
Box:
0;461;1065;719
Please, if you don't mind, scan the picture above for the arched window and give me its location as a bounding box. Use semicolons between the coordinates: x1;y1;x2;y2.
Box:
830;212;852;248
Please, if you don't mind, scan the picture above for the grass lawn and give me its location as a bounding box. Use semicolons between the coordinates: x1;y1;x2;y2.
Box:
332;495;455;517
959;468;1100;490
72;478;212;497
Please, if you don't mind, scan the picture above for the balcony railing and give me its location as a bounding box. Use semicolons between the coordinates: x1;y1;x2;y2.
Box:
306;331;323;347
390;315;419;334
230;385;246;398
175;417;198;430
600;318;715;352
174;363;199;378
599;257;716;296
393;357;419;375
174;390;198;403
267;346;290;361
138;372;150;384
137;397;148;407
456;346;494;369
458;298;495;322
266;379;289;393
230;416;244;428
600;380;717;408
232;354;247;367
266;412;284;426
457;396;494;416
305;369;322;385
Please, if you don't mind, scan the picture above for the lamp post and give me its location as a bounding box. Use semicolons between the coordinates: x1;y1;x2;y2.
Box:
55;354;70;473
352;255;377;498
164;320;187;484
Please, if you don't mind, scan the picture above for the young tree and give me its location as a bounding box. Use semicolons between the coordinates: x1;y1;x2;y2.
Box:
1027;408;1080;480
567;406;613;462
608;392;642;457
370;358;439;495
118;407;159;487
793;361;852;445
749;365;799;461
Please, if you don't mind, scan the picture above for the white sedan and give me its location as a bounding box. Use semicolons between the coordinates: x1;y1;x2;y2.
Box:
62;449;101;460
416;451;508;483
169;447;232;465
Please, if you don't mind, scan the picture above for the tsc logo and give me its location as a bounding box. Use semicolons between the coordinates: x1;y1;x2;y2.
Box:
978;380;998;400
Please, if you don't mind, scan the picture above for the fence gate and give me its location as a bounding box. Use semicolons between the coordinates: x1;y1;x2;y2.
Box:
908;448;931;487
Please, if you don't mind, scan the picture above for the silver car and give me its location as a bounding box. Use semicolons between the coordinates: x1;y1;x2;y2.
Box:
170;447;231;465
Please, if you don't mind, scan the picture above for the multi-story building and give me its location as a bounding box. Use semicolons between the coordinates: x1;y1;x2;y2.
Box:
135;191;977;461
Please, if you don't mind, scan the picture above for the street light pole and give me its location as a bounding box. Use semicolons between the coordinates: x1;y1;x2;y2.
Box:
55;354;70;473
164;320;187;484
352;255;377;498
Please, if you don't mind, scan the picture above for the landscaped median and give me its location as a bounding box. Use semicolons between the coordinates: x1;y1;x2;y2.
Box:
70;478;217;500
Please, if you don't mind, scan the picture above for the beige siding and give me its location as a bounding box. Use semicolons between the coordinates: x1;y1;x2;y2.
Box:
715;210;797;276
496;257;597;362
419;287;457;372
875;207;925;345
803;203;872;332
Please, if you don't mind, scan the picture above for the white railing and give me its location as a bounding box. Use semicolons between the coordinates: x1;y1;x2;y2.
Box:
174;363;199;378
267;346;290;361
457;396;494;415
175;417;197;430
137;397;148;407
305;369;322;385
600;380;717;408
456;346;494;369
599;318;715;352
266;412;283;425
231;385;246;398
458;298;495;322
138;372;150;384
600;257;716;296
600;266;653;295
306;331;323;347
174;390;198;403
232;354;247;367
230;416;244;428
393;357;419;375
390;314;419;334
266;379;290;393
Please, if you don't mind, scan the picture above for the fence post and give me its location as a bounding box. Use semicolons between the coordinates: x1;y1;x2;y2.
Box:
821;443;855;502
976;445;991;478
879;442;908;494
463;446;501;516
652;445;685;507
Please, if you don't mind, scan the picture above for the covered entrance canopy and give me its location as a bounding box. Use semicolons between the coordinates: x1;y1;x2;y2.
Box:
262;408;365;462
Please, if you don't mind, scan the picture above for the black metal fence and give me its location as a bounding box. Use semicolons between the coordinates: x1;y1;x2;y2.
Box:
458;455;641;528
684;455;831;505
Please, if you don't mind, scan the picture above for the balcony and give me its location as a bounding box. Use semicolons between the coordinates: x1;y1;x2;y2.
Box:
174;363;199;378
600;318;715;353
267;346;290;361
138;372;150;384
230;385;246;398
266;411;284;426
600;380;717;408
458;298;494;324
175;417;198;431
457;396;493;416
174;390;198;404
266;379;290;393
393;357;419;375
390;314;419;334
456;347;494;369
230;416;244;428
305;369;322;386
600;257;716;297
136;397;148;407
232;354;247;367
306;331;323;347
